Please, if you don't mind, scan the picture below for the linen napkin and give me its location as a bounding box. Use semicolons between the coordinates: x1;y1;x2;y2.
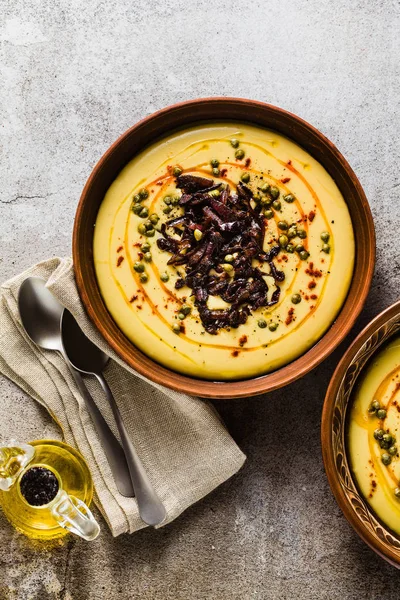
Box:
0;257;245;537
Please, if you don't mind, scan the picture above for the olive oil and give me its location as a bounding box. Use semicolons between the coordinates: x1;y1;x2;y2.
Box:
0;440;95;540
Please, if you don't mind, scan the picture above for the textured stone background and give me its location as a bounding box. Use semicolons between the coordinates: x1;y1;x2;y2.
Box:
1;0;400;598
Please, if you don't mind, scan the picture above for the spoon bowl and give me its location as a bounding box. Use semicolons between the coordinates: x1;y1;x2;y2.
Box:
18;277;63;351
61;310;109;374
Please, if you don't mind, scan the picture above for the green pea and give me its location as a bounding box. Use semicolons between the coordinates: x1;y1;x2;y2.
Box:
222;263;234;272
149;213;159;225
171;196;180;205
230;138;240;148
321;231;330;242
278;221;288;230
141;242;151;252
224;254;234;263
210;158;220;168
253;193;261;202
286;243;295;253
299;251;310;261
264;209;274;219
144;252;152;262
146;228;155;237
297;229;307;239
181;304;192;316
373;428;384;440
268;322;278;332
172;323;181;334
138;223;147;235
163;206;172;214
272;200;281;211
241;172;250;183
209;189;220;198
164;196;172;205
295;244;304;253
394;488;400;498
261;196;272;206
382;453;392;466
139;273;148;283
257;319;267;329
235;149;245;160
139;207;149;218
133;194;141;203
194;229;203;241
133;262;145;273
383;433;393;444
371;399;381;411
178;312;185;320
212;167;220;177
172;166;182;176
389;445;398;456
160;273;169;283
283;193;295;203
260;182;270;193
377;408;387;419
291;294;302;304
279;235;289;248
287;227;297;239
322;243;331;254
381;440;391;450
270;186;280;199
132;203;142;215
139;188;149;200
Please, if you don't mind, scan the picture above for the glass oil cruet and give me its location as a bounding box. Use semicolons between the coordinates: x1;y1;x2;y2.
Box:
0;439;100;541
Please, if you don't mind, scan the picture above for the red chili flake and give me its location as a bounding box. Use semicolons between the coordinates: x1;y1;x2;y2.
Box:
281;177;291;184
232;350;240;357
308;281;316;289
310;305;315;310
287;160;292;165
117;256;124;267
180;324;186;334
372;480;377;488
129;295;138;303
136;305;142;310
305;295;309;300
282;255;288;262
245;158;251;168
133;242;141;248
285;307;295;326
308;210;316;222
220;168;228;177
310;294;318;300
305;264;322;278
117;245;123;253
239;335;248;347
156;181;163;186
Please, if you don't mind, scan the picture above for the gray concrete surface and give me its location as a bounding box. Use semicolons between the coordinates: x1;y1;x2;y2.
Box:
1;0;400;598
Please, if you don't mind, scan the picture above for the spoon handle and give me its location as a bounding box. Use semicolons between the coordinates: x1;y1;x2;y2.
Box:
63;356;135;498
94;373;166;527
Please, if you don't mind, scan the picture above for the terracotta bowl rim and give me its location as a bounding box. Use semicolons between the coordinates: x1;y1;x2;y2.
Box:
322;299;400;568
73;96;375;398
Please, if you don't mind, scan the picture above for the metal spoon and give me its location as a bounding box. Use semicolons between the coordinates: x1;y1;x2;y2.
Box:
61;309;166;527
17;277;134;497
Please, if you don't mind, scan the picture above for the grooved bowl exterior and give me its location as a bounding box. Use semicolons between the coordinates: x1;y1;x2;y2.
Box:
322;301;400;568
73;98;375;398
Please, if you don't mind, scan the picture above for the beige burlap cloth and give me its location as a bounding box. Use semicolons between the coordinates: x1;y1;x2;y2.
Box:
0;258;245;536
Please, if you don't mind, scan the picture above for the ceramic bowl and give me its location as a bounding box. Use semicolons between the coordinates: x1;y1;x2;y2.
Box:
322;300;400;568
73;97;375;398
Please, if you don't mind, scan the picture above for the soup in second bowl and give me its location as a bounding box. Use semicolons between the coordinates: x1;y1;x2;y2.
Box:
348;335;400;535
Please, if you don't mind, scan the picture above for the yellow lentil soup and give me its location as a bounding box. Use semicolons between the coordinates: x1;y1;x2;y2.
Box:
348;336;400;535
94;123;354;380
